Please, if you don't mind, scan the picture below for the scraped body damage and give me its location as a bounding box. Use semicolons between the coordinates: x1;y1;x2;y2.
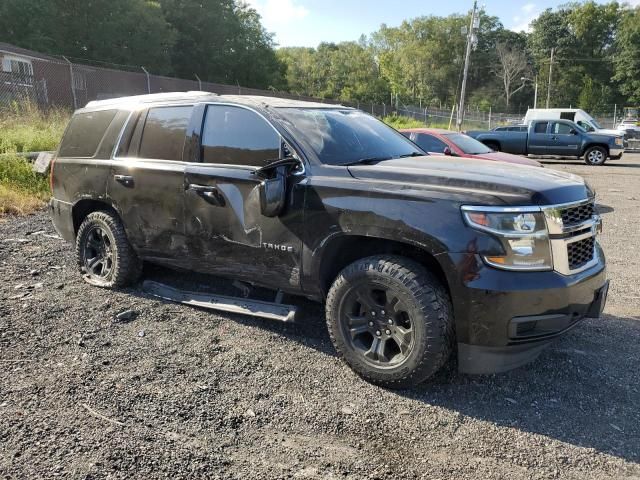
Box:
183;164;305;292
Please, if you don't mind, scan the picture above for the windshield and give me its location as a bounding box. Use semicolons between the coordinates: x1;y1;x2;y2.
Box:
275;108;423;165
590;119;602;129
444;133;492;154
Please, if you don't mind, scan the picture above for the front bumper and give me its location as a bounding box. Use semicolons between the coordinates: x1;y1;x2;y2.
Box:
609;145;624;159
441;248;607;374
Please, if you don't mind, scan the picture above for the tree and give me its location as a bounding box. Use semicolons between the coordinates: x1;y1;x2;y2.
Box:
614;6;640;103
494;43;529;107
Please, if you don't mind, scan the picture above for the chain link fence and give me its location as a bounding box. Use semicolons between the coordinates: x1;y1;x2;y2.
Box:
0;42;625;132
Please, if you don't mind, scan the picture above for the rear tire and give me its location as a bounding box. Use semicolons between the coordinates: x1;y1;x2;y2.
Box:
325;255;453;388
75;210;142;288
584;146;607;166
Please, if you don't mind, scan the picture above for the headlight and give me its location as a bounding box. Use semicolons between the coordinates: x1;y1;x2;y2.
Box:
615;137;623;146
462;207;553;271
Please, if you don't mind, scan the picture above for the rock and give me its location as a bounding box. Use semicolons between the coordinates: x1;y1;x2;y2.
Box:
32;283;44;290
115;310;137;322
505;397;518;404
341;405;355;415
55;283;64;290
30;269;39;276
244;408;256;418
137;330;145;337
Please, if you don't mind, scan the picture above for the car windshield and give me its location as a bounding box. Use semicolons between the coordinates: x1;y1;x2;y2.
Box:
275;108;423;165
590;119;603;129
444;133;492;154
573;122;587;133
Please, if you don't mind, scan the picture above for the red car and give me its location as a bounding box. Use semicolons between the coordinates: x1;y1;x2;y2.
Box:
400;128;542;167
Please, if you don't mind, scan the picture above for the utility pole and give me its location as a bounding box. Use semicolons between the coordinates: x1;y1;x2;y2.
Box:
546;48;554;109
533;75;538;109
457;1;479;131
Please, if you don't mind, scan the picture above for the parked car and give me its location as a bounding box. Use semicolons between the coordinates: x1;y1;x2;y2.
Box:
49;92;608;388
523;108;623;138
400;128;542;167
617;118;640;140
467;119;624;165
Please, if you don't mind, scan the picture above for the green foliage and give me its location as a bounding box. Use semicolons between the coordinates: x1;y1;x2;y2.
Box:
382;115;425;130
0;102;69;154
614;6;640;103
0;154;50;196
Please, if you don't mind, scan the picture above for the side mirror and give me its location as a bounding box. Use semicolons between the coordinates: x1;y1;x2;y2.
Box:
259;165;287;217
443;147;453;156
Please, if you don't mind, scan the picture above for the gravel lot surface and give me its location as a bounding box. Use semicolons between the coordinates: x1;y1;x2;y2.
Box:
1;154;639;479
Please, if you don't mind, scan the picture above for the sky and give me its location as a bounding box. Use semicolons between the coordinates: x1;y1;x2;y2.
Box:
245;0;640;48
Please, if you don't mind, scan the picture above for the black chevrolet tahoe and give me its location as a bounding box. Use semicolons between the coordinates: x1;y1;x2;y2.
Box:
49;92;609;388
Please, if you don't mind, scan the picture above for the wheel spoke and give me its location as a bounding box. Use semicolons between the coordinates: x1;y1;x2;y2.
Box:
365;337;388;363
355;288;377;311
87;238;101;251
391;326;412;355
346;314;369;338
386;295;401;313
86;256;102;273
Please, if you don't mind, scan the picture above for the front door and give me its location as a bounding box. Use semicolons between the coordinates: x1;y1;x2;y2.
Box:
549;121;581;156
184;104;305;292
108;105;194;261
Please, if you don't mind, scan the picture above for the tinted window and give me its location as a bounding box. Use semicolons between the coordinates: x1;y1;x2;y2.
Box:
414;133;448;153
202;105;280;166
534;122;548;134
276;108;422;166
59;110;118;157
444;133;492;154
576;120;594;132
508;126;527;132
553;122;573;135
138;106;193;161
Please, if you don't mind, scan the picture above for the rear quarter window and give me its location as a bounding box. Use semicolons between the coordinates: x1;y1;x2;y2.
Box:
58;110;119;158
138;106;193;161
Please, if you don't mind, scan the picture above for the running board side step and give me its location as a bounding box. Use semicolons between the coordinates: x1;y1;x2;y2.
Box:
142;280;297;322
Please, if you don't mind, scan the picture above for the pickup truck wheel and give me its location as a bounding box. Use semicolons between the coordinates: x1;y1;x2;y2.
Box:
75;211;142;288
584;146;607;166
326;255;453;388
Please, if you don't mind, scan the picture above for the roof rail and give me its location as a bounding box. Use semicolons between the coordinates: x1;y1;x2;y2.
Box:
85;91;216;109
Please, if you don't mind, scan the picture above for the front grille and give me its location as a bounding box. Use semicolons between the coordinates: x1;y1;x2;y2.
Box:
561;201;594;226
567;236;595;270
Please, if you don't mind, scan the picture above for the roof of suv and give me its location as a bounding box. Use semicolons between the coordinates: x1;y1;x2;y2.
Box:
83;91;348;111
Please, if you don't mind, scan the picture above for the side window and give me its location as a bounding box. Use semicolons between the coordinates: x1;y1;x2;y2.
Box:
138;106;193;161
553;122;573;135
414;133;448;153
576;120;594;132
58;110;118;158
201;105;280;166
533;122;548;134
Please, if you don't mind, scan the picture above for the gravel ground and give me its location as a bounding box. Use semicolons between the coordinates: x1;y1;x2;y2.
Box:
1;154;639;479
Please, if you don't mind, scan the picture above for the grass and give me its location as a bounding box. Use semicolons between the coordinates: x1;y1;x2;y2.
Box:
0;101;70;216
382;114;427;130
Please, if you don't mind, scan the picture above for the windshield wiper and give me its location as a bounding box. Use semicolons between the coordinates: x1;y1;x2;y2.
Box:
397;152;425;158
343;156;392;166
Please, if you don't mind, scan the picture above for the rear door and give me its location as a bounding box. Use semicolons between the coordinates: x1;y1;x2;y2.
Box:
183;103;305;291
108;105;194;262
527;121;550;155
549;121;581;156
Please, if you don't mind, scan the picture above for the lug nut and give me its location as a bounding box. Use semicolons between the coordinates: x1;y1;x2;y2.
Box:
375;330;381;336
387;319;393;325
371;311;376;317
381;310;386;315
368;322;374;327
385;329;391;335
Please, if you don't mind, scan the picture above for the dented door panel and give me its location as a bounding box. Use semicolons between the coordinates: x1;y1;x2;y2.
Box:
184;164;305;291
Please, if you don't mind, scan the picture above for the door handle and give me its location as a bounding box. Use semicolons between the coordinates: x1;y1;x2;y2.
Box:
187;184;218;193
187;184;225;206
114;174;134;187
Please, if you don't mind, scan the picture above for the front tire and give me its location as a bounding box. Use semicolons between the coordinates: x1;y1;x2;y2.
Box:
584;146;607;166
75;210;142;288
326;255;453;388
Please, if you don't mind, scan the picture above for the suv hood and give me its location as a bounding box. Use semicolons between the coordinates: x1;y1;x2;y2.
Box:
347;156;593;206
595;128;623;137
